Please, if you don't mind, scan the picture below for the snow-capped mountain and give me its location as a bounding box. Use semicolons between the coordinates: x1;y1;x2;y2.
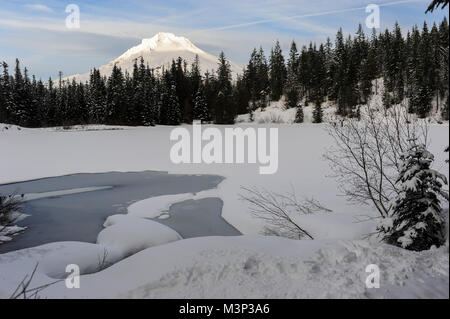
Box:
65;33;243;83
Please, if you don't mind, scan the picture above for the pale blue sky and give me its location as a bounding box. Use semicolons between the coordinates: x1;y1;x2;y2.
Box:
0;0;448;80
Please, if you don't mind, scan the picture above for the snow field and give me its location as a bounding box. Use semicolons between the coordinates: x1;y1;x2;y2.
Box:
0;121;448;298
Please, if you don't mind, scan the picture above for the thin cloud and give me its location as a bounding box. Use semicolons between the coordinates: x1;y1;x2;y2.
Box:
25;4;54;13
203;0;428;31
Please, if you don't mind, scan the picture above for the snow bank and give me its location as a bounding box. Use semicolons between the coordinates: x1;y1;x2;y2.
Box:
2;235;444;299
0;215;183;297
98;215;182;260
0;123;26;132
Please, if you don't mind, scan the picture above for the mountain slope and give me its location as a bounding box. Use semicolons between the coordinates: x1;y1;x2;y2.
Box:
65;33;243;83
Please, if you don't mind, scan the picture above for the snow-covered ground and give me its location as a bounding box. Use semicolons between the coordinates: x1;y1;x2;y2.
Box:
0;120;448;298
0;235;448;298
237;81;448;125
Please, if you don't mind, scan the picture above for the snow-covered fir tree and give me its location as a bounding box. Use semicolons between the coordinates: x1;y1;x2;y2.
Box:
313;101;323;123
284;41;300;110
381;142;448;251
269;41;286;101
166;83;182;125
295;105;304;123
193;86;210;123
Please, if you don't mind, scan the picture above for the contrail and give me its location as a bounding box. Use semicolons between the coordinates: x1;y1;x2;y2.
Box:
204;0;428;31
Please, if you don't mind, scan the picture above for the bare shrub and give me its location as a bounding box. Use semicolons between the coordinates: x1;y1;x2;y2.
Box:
96;247;110;271
240;186;332;239
0;194;24;241
324;104;429;218
9;263;63;299
0;193;22;225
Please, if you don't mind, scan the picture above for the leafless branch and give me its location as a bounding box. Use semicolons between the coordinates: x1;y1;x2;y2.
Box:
9;263;63;299
325;105;429;218
240;186;332;240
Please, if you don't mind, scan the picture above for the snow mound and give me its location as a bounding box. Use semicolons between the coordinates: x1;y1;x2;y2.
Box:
27;236;448;299
98;215;182;260
39;242;113;279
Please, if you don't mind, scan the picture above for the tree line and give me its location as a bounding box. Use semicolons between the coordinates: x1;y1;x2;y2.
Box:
240;18;449;122
0;17;448;128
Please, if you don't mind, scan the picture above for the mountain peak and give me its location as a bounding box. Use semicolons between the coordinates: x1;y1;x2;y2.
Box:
115;32;204;62
65;33;243;83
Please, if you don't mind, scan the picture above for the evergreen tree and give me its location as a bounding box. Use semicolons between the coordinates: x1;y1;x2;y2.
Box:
215;52;235;124
189;55;202;108
313;100;323;123
171;57;192;123
166;81;182;125
88;68;107;123
269;41;286;101
244;48;269;110
294;104;304;123
381;143;448;251
285;41;300;109
44;77;58;126
0;62;13;123
131;58;145;125
384;22;406;104
310;44;327;105
11;59;27;126
442;95;449;120
414;22;434;118
105;64;126;124
234;74;250;115
142;64;158;126
332;29;349;115
426;0;449;12
203;71;217;120
193;85;210;123
76;82;88;124
438;18;449;119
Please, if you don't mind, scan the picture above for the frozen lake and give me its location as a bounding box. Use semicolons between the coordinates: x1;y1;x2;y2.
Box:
0;171;240;253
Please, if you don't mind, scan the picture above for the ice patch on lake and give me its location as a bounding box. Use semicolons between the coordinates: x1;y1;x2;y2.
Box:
127;189;220;219
22;186;113;201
